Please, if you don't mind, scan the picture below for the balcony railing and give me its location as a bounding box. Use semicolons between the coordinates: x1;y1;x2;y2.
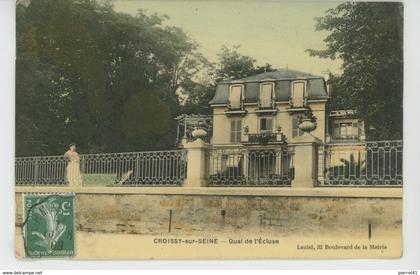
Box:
15;150;187;186
227;99;243;110
258;98;276;109
206;146;294;186
288;97;308;109
319;140;403;186
329;135;363;142
225;99;247;117
244;132;278;144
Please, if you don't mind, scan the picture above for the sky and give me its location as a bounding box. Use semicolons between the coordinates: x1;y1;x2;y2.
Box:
113;0;343;76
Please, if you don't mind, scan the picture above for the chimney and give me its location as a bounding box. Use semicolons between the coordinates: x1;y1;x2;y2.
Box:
322;70;332;97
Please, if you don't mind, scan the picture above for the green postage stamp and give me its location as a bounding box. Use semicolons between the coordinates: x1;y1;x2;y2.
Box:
23;193;75;258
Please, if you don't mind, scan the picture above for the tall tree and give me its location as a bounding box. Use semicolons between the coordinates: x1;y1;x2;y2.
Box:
215;45;256;81
307;2;403;140
215;45;275;82
16;0;205;155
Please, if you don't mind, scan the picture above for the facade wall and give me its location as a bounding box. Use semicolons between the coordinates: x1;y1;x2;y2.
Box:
211;101;327;145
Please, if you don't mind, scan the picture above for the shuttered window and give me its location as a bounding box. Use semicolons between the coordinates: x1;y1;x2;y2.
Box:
230;119;242;143
260;83;273;108
292;81;305;107
229;85;243;109
339;122;353;138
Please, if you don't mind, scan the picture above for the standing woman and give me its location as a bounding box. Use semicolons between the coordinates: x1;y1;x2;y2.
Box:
64;143;82;186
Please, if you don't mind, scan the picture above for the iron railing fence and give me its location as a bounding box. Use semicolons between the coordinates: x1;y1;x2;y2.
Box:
206;146;294;187
319;140;403;186
15;150;187;186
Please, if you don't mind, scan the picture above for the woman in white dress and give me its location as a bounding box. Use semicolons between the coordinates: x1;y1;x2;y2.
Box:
64;143;82;186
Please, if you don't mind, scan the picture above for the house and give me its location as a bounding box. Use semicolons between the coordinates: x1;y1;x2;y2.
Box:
174;69;368;186
209;69;329;145
176;69;365;147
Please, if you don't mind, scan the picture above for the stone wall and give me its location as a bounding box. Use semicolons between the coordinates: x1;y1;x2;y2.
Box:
15;189;402;237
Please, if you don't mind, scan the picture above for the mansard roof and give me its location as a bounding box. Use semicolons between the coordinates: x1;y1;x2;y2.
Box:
209;68;329;105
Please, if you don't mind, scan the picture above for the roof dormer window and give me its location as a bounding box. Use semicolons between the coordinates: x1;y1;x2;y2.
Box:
291;80;307;108
228;84;244;110
259;82;274;109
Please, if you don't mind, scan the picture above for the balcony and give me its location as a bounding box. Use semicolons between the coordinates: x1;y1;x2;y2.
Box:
224;99;247;116
242;131;285;145
255;99;278;116
286;97;309;114
329;135;364;143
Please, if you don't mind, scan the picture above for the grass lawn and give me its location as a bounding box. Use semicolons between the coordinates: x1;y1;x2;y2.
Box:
82;173;117;187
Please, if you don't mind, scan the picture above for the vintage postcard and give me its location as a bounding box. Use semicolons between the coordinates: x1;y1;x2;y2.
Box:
15;0;403;259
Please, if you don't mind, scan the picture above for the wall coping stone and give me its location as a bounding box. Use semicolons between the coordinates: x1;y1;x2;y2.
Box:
15;186;402;198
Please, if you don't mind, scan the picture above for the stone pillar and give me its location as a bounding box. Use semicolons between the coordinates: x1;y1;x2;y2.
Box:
275;150;282;175
290;133;322;188
183;138;210;187
242;150;249;178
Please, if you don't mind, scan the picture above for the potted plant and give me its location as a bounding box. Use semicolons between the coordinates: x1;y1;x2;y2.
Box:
298;109;317;133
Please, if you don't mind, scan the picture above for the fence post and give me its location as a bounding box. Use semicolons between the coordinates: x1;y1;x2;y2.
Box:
317;144;325;185
290;133;322;188
183;138;210;187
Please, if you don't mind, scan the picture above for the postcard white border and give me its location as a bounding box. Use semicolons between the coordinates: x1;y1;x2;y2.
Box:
0;0;419;270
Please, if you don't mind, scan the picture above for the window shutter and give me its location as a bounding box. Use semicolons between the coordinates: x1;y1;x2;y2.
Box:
266;119;273;131
229;86;242;109
237;120;242;132
333;123;339;138
260;83;273;108
236;120;242;142
358;122;363;137
352;122;358;137
230;120;236;142
230;119;242;143
292;82;305;107
230;132;235;143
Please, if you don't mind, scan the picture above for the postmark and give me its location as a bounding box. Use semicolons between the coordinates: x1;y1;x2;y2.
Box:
23;193;75;258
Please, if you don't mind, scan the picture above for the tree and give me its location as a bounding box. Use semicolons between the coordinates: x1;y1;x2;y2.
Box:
215;45;256;81
16;0;205;155
215;45;275;81
307;2;403;140
180;46;275;115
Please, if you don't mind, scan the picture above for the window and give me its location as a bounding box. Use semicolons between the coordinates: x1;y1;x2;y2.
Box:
292;118;304;138
230;119;242;143
229;85;243;109
291;81;306;107
260;82;274;108
260;118;273;132
332;122;359;139
339;123;352;138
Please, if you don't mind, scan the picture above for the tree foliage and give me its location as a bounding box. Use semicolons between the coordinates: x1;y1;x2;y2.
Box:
16;0;281;156
307;2;403;140
215;45;274;81
16;0;207;155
